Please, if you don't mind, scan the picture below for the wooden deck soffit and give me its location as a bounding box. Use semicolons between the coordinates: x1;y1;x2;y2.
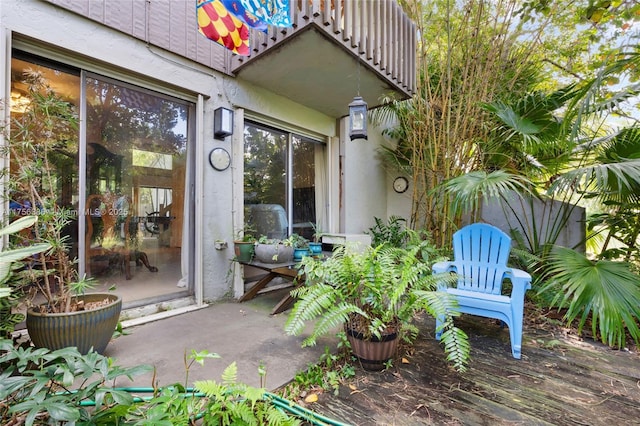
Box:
229;0;416;118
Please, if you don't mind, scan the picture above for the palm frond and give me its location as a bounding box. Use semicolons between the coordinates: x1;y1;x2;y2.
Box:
550;159;640;200
438;170;533;217
540;247;640;347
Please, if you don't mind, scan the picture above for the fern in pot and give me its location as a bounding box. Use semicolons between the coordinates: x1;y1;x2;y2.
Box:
3;69;121;354
285;235;470;371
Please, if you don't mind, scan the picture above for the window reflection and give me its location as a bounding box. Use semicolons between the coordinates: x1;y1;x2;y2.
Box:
244;123;325;241
85;77;189;290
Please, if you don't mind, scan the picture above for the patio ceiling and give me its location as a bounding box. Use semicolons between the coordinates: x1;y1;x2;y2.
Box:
232;27;409;119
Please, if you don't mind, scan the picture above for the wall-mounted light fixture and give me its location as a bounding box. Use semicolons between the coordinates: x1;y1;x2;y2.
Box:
214;107;234;140
349;95;368;141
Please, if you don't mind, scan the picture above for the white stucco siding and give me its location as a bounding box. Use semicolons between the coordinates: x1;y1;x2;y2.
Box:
224;78;336;137
339;117;387;235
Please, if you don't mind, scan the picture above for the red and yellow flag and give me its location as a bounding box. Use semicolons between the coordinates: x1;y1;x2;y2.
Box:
197;0;250;56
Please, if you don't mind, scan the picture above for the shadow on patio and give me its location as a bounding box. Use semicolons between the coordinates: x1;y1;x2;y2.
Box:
105;288;333;391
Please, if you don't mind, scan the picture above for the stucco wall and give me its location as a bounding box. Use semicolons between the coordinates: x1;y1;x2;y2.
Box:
479;192;586;253
340;118;388;234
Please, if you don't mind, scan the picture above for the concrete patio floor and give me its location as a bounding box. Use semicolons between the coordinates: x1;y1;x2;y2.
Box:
104;287;333;391
103;292;640;425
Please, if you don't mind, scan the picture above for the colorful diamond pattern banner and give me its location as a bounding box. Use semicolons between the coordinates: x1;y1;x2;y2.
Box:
221;0;269;33
239;0;292;27
197;0;250;56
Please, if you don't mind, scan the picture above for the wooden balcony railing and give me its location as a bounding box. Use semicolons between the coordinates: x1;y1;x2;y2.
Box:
230;0;416;96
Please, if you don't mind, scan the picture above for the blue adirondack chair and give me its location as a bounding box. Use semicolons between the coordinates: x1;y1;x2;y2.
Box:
432;223;532;359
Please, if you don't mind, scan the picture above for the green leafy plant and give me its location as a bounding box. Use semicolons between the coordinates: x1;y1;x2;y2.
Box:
0;338;152;426
540;247;640;348
287;344;356;397
235;224;257;243
0;216;51;337
310;222;324;243
285;233;309;249
2;69;88;314
367;216;408;247
285;238;469;371
195;362;300;426
0;338;332;425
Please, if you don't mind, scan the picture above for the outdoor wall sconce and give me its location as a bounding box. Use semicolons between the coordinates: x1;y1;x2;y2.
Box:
214;107;234;139
349;96;368;141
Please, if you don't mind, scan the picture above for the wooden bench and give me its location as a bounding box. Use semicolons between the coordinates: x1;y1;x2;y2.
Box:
432;223;532;359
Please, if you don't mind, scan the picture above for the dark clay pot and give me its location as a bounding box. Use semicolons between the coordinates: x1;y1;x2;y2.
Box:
26;293;122;355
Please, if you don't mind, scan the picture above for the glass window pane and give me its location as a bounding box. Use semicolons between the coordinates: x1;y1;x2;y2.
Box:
85;77;190;299
9;58;81;260
292;136;316;240
243;123;324;241
244;124;288;238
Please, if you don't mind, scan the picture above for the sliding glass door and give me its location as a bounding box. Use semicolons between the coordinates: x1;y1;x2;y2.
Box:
243;122;326;240
10;53;195;306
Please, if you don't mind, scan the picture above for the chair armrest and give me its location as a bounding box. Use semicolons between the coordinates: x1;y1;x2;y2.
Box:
432;261;456;274
504;267;532;300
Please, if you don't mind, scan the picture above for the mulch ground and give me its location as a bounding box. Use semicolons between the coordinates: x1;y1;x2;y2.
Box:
297;305;640;425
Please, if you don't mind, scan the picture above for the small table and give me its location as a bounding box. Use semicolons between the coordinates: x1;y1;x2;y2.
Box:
237;259;303;314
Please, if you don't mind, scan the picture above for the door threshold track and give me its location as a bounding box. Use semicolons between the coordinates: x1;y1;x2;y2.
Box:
120;297;209;328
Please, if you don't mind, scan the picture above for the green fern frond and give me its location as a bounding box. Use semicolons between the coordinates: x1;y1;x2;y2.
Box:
221;362;238;385
193;380;226;399
285;283;337;336
440;325;470;372
302;303;365;347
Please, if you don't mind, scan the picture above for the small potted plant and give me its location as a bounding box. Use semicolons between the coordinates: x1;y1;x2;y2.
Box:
233;226;257;263
285;234;470;371
287;233;311;261
308;223;324;255
254;236;294;264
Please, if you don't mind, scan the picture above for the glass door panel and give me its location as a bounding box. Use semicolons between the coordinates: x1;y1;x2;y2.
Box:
292;137;316;240
244;124;288;238
9;57;81;262
85;76;190;301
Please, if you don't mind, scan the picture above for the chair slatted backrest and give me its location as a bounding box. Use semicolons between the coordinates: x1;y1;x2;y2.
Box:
452;223;511;295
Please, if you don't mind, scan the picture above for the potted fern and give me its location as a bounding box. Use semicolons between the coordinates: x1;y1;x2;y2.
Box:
3;69;121;354
285;235;470;371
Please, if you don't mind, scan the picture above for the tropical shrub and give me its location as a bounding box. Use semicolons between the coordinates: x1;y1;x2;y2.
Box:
285;238;469;372
0;340;319;425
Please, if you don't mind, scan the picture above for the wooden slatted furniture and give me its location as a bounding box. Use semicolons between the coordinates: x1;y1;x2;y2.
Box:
432;223;532;359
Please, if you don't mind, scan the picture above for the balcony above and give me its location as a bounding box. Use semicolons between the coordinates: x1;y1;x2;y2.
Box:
229;0;416;119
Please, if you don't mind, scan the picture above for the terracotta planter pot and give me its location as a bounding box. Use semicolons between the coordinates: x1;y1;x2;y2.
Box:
26;293;122;355
346;326;399;371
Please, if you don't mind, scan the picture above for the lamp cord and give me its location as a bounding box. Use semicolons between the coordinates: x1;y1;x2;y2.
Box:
357;48;361;97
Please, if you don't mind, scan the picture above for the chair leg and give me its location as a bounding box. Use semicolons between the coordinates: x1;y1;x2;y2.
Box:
509;310;524;359
435;315;445;341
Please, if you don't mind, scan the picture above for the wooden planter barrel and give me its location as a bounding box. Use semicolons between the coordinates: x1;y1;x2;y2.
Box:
26;293;122;355
346;327;399;371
